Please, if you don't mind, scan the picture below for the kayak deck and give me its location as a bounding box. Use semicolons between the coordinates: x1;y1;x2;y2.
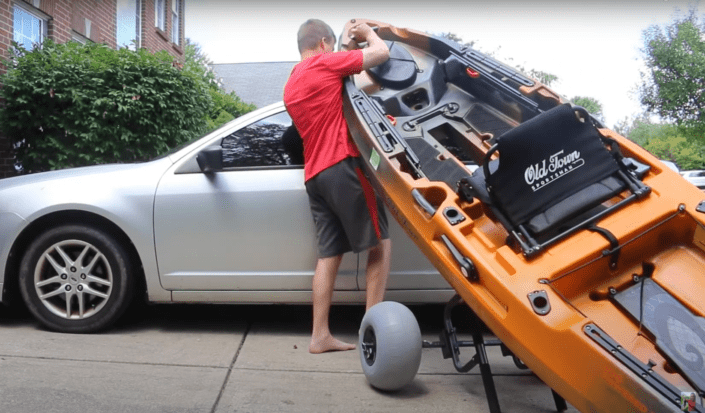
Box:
341;19;705;412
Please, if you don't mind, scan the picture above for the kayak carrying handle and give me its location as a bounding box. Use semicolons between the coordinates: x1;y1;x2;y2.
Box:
441;234;477;281
411;189;436;217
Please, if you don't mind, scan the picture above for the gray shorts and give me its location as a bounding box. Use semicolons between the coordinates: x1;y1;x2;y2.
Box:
305;157;389;258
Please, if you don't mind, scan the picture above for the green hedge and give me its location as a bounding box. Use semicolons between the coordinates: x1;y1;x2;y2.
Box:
0;40;215;172
182;39;255;136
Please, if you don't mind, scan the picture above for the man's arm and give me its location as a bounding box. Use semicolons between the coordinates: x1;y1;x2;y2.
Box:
349;24;390;70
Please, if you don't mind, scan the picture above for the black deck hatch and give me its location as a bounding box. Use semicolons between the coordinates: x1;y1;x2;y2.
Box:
612;277;705;394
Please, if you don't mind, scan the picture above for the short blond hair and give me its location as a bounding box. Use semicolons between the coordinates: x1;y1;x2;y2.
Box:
297;19;335;53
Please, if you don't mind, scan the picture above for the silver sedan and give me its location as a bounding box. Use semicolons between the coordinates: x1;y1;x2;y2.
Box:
0;102;453;333
681;170;705;190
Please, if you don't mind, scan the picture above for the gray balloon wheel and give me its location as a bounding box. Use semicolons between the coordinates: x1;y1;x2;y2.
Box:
359;301;422;391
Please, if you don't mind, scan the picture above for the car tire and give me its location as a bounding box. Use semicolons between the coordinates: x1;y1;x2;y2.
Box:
19;224;135;333
358;301;422;391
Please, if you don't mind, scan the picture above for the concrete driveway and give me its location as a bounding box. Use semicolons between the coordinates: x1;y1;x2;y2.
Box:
0;303;578;412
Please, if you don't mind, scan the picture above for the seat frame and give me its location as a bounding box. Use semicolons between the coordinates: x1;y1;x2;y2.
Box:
471;106;650;258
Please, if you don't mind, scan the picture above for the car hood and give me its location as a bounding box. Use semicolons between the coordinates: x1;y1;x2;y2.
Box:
0;158;173;220
0;162;167;189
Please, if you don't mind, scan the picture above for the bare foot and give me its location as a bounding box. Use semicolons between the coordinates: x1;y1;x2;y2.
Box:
309;335;356;354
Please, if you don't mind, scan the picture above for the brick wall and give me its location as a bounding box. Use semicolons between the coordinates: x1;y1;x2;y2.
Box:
0;1;11;177
142;0;184;60
0;0;185;178
0;2;10;67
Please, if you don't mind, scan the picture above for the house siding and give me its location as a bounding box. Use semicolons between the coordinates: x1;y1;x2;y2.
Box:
0;0;185;178
213;62;297;110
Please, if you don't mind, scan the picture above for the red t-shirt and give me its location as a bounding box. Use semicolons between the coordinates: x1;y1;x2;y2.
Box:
283;50;364;181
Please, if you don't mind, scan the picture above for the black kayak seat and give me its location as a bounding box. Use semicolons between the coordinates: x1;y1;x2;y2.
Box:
464;103;649;256
525;176;625;234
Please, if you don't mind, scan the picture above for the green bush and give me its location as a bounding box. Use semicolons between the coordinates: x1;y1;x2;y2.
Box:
644;135;705;170
0;39;213;172
182;39;255;136
200;82;254;135
621;118;705;169
627;120;680;146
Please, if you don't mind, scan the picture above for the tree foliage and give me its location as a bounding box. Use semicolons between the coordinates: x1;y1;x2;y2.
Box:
638;11;705;128
438;32;476;49
643;134;705;170
0;40;212;172
571;96;604;122
628;119;680;146
183;38;255;134
631;9;705;170
523;68;558;87
438;33;560;87
612;116;637;137
613;116;705;169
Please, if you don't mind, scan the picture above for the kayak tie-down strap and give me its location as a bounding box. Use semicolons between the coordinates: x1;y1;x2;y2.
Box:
587;225;620;268
540;208;685;321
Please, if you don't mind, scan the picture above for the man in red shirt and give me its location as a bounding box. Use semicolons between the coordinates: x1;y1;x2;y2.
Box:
284;19;391;353
682;392;697;411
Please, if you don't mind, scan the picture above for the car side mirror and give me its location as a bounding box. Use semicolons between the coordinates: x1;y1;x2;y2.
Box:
196;146;223;173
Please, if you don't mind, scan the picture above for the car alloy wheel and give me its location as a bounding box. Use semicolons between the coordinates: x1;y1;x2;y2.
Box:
33;239;113;320
19;225;134;333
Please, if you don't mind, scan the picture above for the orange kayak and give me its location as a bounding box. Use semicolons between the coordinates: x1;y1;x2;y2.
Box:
342;19;705;412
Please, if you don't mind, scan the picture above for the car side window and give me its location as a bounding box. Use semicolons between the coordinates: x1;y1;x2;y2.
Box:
221;111;303;168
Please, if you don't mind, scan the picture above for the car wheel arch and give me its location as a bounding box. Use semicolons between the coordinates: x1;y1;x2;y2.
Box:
4;210;146;306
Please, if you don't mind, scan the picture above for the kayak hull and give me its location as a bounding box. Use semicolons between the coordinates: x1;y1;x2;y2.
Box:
342;19;705;412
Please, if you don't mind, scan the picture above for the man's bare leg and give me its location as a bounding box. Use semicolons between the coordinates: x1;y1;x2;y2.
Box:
365;238;392;310
310;254;356;353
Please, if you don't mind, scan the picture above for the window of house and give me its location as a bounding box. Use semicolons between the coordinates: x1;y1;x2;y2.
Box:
71;31;91;44
171;0;180;45
154;0;166;32
221;112;302;168
117;0;142;49
13;3;47;50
